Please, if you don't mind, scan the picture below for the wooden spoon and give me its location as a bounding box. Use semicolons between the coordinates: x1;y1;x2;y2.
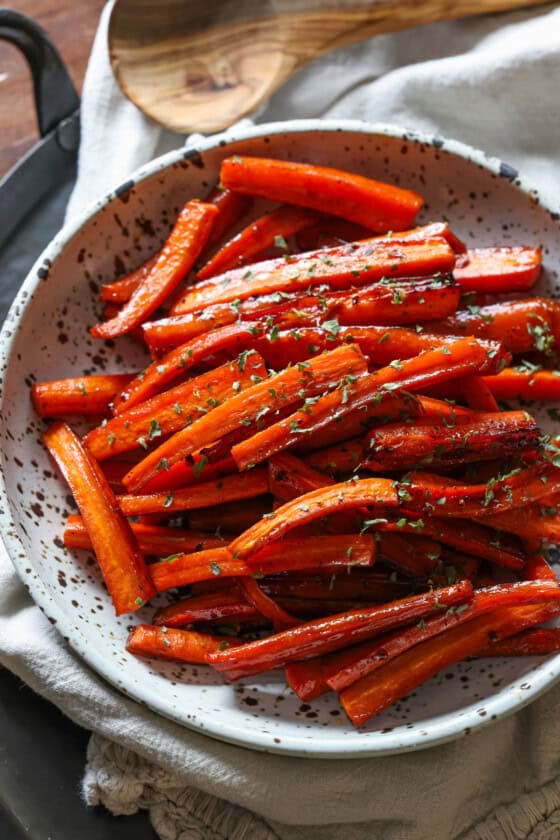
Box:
109;0;544;134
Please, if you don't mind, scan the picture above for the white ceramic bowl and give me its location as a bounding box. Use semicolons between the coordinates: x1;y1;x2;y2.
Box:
1;120;560;758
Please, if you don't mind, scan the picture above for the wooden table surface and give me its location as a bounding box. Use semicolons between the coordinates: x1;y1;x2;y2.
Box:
0;0;105;178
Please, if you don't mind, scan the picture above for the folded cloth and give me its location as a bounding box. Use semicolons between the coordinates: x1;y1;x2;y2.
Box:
3;2;560;838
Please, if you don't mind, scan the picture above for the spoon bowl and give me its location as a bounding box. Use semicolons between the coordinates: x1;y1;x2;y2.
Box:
109;0;544;134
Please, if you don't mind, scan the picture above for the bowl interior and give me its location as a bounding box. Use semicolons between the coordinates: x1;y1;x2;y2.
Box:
1;122;559;757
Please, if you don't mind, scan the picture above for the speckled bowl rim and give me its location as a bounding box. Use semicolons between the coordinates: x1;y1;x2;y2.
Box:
2;118;560;758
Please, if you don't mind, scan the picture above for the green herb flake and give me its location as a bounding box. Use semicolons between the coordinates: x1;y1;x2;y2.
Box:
148;418;163;440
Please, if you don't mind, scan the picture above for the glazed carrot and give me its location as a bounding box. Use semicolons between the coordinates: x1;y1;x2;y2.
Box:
153;589;258;627
374;516;525;571
377;532;441;578
99;253;160;303
63;515;224;555
126;625;237;663
427;299;559;355
220;156;423;232
140;455;237;494
262;574;414;603
150;547;248;591
296;220;466;254
250;534;376;573
340;601;553;726
187;497;273;534
91;200;219;339
119;468;269;516
364;411;538;471
453;246;542;292
476;627;560;657
43;422;155;615
84;353;267;460
285;660;330;701
260;278;462;331
144;277;461;353
229;478;399;560
123;343;367;492
31;374;135;418
306;439;364;477
481;368;560;401
150;535;375;593
113;323;263;413
326;581;560;693
171;238;455;314
207;581;472;680
232;339;489;470
238;577;299;629
481;492;560;542
205;185;252;245
198;205;320;279
402;460;560;520
267;452;332;503
461;376;500;412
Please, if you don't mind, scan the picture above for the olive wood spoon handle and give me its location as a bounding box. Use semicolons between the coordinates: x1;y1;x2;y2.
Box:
109;0;544;134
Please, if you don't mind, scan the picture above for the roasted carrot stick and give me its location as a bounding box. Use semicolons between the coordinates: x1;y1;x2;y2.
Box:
43;422;155;615
139;455;237;494
187;497;273;534
144;277;461;353
198;205;320;279
461;376;500;412
113;323;263;413
261;573;415;603
91;200;219;339
481;492;560;542
219;156;423;232
229;478;399;560
150;535;375;592
296;220;466;254
123;343;367;492
402;461;560;519
171;238;455;314
99;253;160;303
207;582;472;680
306;439;364;477
340;601;554;726
285;660;330;701
427;299;559;355
476;627;560;657
260;278;462;332
84;353;267;460
377;532;441;578
482;368;560;401
119;468;269;516
364;411;538;471
373;516;525;571
126;625;237;663
326;581;560;694
232;338;489;470
153;588;258;627
453;246;541;292
205;185;252;245
31;374;135;418
238;577;299;630
63;515;224;555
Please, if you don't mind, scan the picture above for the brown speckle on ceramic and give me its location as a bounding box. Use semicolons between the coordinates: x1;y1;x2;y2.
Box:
1;120;560;758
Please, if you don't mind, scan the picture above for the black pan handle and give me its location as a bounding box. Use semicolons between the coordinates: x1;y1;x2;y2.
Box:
0;8;79;137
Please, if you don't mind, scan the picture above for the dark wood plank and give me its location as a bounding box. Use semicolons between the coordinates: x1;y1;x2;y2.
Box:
0;0;105;178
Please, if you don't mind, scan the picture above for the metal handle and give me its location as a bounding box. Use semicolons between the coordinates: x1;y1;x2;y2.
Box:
0;8;79;137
